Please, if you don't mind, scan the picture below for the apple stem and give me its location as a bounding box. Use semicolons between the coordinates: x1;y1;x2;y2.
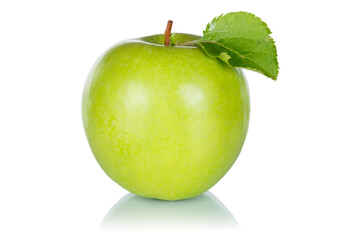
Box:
164;20;173;46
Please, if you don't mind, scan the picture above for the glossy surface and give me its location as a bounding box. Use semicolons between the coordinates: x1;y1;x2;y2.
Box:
82;33;250;200
100;192;238;230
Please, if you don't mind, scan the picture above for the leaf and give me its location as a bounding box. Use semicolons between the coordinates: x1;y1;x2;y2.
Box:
198;12;279;80
219;52;231;64
170;32;176;46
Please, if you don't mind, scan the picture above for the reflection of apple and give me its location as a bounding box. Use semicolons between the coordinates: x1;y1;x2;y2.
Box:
100;192;238;230
82;33;250;200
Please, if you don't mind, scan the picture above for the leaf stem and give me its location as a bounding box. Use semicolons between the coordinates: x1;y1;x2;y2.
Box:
177;40;200;46
164;20;173;46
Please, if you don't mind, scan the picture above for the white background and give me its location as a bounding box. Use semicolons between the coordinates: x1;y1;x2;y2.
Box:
1;0;359;239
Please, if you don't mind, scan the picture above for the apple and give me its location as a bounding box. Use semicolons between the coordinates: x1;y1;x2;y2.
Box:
82;33;250;200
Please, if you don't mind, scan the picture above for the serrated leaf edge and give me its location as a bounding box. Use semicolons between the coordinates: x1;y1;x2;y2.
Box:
202;11;279;80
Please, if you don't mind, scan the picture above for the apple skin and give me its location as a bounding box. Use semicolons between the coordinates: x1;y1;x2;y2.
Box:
82;33;250;200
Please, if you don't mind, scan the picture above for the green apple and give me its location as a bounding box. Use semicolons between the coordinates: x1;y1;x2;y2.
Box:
82;33;250;200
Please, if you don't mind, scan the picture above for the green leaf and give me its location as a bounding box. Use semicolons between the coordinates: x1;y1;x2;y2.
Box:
170;32;176;46
198;12;279;80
